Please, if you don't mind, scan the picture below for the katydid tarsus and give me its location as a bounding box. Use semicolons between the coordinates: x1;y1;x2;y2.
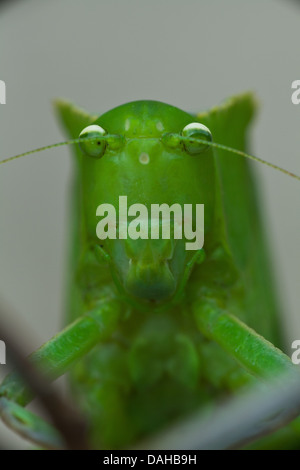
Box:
0;92;299;450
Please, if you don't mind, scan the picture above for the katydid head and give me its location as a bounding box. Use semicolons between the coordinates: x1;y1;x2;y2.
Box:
78;101;215;303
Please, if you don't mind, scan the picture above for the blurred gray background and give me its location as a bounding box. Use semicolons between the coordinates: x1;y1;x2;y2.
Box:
0;0;299;448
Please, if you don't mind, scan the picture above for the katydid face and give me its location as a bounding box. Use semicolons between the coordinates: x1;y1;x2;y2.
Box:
79;100;215;302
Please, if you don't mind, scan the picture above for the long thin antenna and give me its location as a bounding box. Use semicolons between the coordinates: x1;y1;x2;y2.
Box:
0;135;299;181
180;136;300;181
0;136;108;165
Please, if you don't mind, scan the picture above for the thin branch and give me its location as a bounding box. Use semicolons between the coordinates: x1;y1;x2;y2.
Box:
135;372;300;450
0;303;89;450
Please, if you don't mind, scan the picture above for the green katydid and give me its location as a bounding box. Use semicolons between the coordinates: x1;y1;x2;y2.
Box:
0;92;299;450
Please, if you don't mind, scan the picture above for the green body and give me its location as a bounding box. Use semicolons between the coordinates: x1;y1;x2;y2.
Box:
53;93;281;448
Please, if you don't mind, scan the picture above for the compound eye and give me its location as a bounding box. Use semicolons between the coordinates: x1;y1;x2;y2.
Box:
181;122;212;155
79;125;107;158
